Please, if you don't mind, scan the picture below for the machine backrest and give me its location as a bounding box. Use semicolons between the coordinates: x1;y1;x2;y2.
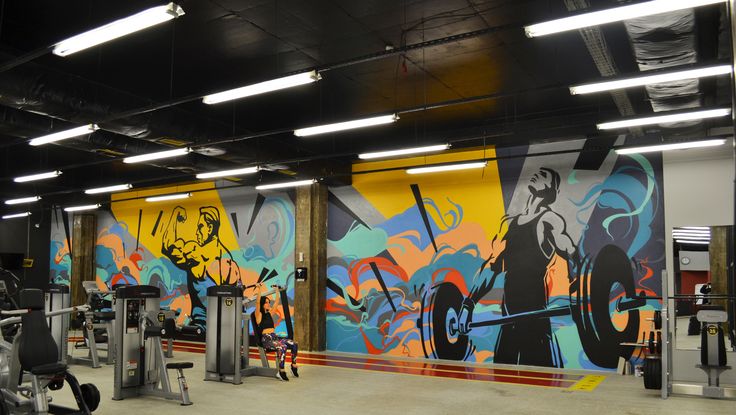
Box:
250;313;267;349
698;306;728;367
18;289;60;371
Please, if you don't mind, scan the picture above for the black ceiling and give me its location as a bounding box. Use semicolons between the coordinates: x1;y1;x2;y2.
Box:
0;0;730;210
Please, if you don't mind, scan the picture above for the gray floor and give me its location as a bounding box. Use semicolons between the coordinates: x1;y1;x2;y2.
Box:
46;352;734;415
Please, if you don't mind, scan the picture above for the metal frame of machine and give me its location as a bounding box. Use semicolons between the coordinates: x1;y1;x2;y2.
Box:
112;285;193;405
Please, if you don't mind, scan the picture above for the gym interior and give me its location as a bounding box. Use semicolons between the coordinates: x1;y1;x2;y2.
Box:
0;0;734;414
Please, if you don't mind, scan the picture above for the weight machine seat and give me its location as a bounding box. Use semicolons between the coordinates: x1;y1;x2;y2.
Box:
30;362;68;376
18;289;63;375
93;311;116;321
166;362;193;370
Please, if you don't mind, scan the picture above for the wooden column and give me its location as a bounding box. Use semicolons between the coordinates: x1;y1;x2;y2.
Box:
709;226;729;315
71;214;96;306
293;183;327;351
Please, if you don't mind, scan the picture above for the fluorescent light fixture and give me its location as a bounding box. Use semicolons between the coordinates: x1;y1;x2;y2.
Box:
52;3;185;57
123;147;191;164
406;162;487;175
14;170;62;183
203;71;321;105
673;229;710;235
84;184;132;194
358;144;451;160
615;139;726;155
5;196;41;205
64;204;101;212
196;166;259;179
570;65;732;95
599;108;731;131
672;233;710;239
29;124;99;146
524;0;727;38
2;212;31;220
145;193;191;203
294;114;398;137
676;239;710;245
680;226;710;230
255;179;316;190
672;234;710;240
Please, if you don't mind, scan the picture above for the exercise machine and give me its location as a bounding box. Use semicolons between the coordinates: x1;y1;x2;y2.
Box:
0;288;100;414
645;271;736;399
69;282;115;368
112;285;193;405
204;285;289;384
45;284;71;363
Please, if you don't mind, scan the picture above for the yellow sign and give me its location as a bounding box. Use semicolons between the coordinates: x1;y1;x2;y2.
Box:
707;325;718;336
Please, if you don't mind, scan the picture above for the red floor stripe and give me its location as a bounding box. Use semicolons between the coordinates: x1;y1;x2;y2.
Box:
71;339;578;388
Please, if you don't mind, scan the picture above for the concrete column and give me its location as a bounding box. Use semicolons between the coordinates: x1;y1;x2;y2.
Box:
293;183;327;351
71;214;96;306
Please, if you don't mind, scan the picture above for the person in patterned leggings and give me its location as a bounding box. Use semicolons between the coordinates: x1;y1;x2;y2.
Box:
255;283;299;381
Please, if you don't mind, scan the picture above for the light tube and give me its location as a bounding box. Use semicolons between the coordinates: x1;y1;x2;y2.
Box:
64;204;101;212
570;65;732;95
14;170;62;183
53;3;185;57
525;0;727;38
123;148;191;164
680;227;710;230
2;212;31;220
675;239;710;245
294;114;398;137
29;124;99;146
196;166;259;179
406;162;487;175
255;180;316;190
358;144;450;160
599;108;731;130
145;193;191;202
615;139;726;155
84;184;132;194
5;196;41;205
203;71;321;104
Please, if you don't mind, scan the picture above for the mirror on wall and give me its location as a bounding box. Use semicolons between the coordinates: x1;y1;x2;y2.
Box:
673;225;735;350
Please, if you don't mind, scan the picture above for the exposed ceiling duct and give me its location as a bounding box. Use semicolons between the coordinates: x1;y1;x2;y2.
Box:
623;8;703;128
0;51;276;167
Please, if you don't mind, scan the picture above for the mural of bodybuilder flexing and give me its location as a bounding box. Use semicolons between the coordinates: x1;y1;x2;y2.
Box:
162;206;240;328
459;168;577;367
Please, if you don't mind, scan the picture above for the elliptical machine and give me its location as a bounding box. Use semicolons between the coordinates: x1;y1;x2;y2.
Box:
0;288;100;414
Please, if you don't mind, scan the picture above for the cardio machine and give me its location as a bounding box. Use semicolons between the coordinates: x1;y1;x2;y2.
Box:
0;288;100;414
112;285;193;405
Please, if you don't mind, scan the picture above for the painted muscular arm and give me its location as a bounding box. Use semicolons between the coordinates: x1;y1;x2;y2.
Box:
162;207;198;266
541;211;577;260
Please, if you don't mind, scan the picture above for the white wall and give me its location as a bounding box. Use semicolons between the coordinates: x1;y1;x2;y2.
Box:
662;146;735;384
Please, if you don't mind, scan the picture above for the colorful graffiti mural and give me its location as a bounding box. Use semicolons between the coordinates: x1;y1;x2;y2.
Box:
49;183;296;333
326;142;664;370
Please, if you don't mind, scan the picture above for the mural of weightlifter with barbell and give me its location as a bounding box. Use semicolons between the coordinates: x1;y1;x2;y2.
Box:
421;165;644;368
460;168;578;367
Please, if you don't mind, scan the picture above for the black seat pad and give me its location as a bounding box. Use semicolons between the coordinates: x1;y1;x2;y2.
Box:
93;311;116;321
31;362;68;375
166;362;193;369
